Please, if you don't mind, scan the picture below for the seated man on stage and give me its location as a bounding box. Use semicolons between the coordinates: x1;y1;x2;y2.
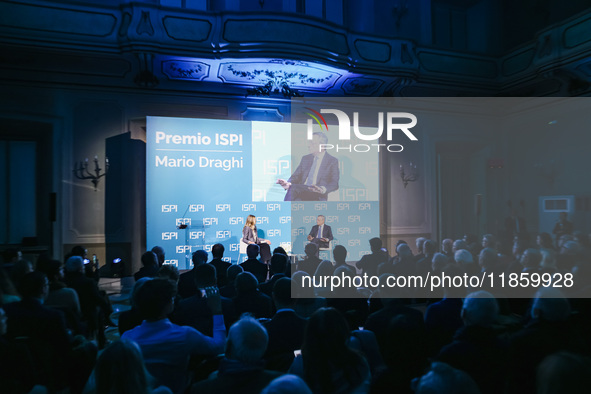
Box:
307;215;333;249
277;132;339;201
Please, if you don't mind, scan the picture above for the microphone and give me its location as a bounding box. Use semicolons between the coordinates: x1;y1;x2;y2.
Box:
177;204;190;229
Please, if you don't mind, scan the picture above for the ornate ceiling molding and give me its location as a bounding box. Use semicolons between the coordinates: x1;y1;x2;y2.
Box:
162;60;209;81
219;59;341;94
1;1;591;96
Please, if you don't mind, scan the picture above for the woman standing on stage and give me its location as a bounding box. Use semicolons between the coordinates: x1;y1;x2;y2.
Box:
242;214;272;264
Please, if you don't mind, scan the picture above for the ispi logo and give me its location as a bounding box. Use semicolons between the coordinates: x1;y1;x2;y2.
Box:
305;108;418;153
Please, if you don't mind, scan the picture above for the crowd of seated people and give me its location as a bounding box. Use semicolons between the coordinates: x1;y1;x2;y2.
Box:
1;226;591;393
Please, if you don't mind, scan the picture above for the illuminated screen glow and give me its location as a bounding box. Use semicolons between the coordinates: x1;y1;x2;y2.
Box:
146;117;380;269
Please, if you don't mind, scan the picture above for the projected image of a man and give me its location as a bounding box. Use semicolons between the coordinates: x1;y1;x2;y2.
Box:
277;132;339;201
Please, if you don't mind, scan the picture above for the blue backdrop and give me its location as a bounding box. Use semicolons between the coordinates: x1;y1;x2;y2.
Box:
146;116;380;269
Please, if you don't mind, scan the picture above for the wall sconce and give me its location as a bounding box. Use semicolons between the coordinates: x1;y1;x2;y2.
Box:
400;162;419;188
73;156;109;191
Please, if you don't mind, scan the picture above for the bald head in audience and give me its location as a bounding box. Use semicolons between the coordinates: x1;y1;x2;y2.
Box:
478;248;498;272
65;255;84;273
415;362;480;394
462;291;498;327
454;249;473;266
452;239;468;254
531;288;570;322
226;316;269;364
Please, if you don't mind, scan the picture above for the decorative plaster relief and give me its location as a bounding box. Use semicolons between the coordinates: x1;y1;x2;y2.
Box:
162;60;210;80
219;59;341;92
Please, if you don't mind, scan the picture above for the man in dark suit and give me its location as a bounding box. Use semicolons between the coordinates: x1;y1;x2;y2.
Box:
5;271;71;345
507;288;580;394
296;243;322;276
356;237;388;277
178;250;208;298
232;272;273;319
259;254;287;298
277;132;339;201
263;278;307;372
219;265;243;299
151;245;166;268
133;251;159;281
64;256;113;343
172;264;237;335
239;244;268;284
191;316;281;393
365;279;425;360
437;291;507;394
307;215;333;249
4;271;72;389
209;243;231;287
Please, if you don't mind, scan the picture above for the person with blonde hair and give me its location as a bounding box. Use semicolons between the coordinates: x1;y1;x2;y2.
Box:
242;214;272;264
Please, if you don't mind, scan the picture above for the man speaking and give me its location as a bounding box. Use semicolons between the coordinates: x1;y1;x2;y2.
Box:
277;132;339;201
307;215;333;249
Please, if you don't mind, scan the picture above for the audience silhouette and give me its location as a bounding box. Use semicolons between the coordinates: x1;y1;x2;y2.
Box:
2;224;591;394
